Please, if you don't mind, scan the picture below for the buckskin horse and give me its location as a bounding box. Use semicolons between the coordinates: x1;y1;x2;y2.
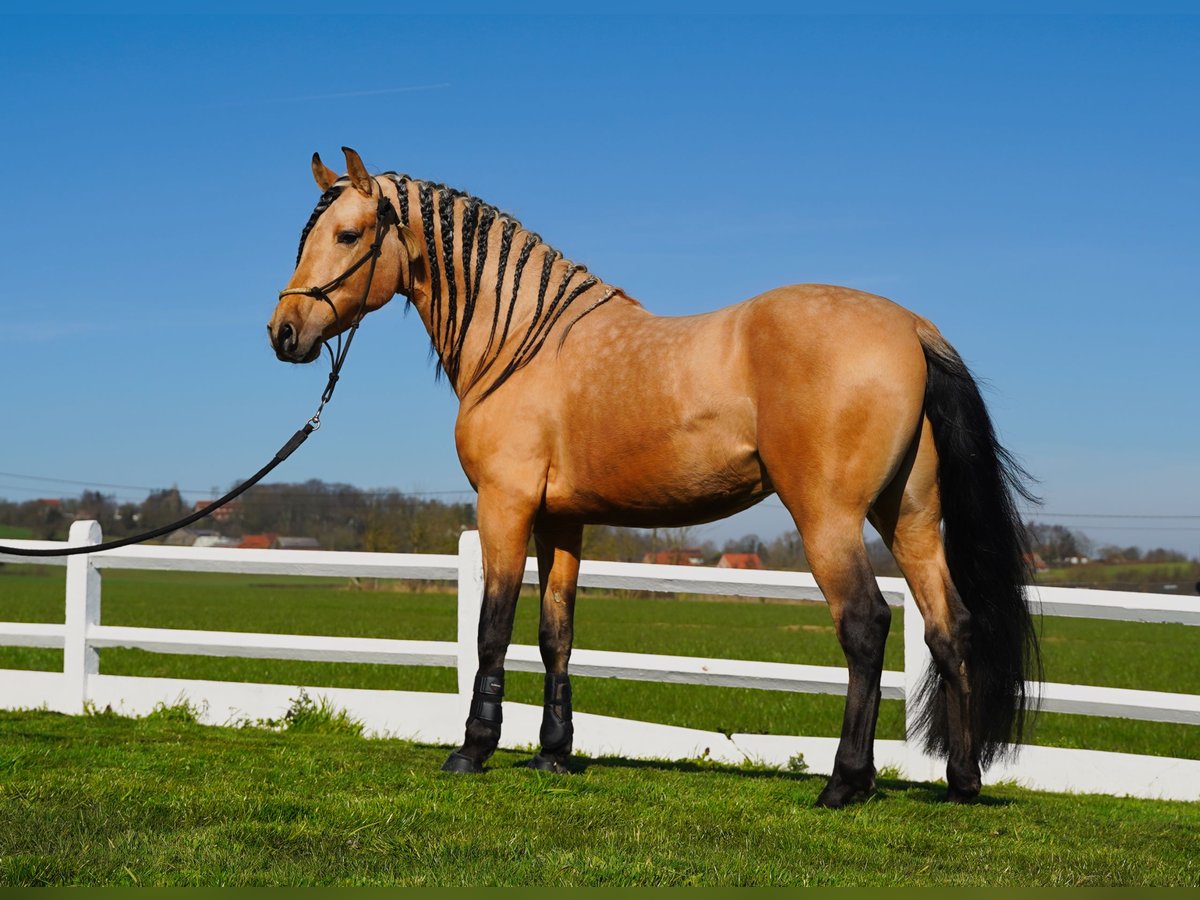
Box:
268;147;1040;807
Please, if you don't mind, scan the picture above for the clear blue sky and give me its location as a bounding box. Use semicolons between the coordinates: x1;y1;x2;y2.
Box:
0;13;1196;554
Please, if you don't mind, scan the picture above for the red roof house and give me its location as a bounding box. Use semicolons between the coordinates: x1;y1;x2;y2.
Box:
717;552;764;570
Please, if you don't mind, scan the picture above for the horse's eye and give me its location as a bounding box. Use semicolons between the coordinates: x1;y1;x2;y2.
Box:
337;230;361;245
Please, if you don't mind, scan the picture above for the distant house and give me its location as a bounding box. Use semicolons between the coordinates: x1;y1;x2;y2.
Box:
235;533;319;551
642;549;706;566
276;536;321;551
193;499;238;523
239;533;279;550
193;534;240;549
1023;552;1049;573
717;552;763;570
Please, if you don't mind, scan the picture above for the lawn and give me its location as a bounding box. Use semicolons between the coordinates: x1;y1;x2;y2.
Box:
0;708;1195;886
0;566;1198;759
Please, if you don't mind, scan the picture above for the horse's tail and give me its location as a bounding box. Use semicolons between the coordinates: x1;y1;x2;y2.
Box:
914;323;1042;767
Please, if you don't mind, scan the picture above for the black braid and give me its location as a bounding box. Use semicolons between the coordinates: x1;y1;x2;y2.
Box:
489;233;540;376
450;200;483;381
438;189;459;363
459;200;481;319
477;219;516;376
348;176;623;398
557;286;620;349
509;261;577;370
384;172;410;225
417;183;443;367
470;206;496;309
482;269;599;400
296;184;346;267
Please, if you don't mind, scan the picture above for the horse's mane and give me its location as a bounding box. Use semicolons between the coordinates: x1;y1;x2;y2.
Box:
295;173;620;398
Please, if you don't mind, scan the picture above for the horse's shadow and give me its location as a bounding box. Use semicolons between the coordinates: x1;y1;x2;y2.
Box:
500;753;1016;807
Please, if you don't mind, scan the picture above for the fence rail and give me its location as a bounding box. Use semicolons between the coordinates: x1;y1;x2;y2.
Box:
1;521;1197;801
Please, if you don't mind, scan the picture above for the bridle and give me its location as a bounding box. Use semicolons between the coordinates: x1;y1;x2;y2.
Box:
278;180;402;428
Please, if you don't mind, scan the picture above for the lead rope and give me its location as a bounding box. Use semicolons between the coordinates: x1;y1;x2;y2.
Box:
0;190;399;559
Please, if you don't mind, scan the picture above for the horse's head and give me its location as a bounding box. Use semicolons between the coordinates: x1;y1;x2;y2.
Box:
268;147;409;363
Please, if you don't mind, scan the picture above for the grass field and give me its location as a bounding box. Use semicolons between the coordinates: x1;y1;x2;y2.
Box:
0;707;1195;886
1;566;1197;759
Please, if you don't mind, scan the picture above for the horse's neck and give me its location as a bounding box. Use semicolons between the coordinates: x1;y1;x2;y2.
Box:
387;174;622;399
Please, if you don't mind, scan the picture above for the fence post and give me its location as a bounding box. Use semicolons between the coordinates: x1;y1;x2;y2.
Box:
902;584;931;751
456;530;485;724
63;519;102;714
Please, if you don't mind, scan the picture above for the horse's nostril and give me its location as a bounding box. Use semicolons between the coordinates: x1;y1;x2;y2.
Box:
278;321;296;350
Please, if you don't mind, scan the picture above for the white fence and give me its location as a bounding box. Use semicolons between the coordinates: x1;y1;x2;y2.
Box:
1;521;1198;801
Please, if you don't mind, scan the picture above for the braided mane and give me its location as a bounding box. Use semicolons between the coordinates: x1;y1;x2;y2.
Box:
294;172;622;399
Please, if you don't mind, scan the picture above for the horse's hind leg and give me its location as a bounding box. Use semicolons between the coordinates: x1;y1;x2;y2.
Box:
528;519;583;774
869;417;980;801
796;512;893;808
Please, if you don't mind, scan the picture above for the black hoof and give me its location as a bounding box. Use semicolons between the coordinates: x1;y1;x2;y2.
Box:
815;776;873;809
946;785;981;804
528;752;572;774
441;751;484;774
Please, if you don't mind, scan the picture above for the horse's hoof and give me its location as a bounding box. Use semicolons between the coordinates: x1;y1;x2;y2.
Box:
528;753;571;774
815;778;872;809
946;785;981;804
441;751;484;774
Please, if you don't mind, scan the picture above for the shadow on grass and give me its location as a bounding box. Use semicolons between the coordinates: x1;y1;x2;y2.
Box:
491;750;1018;807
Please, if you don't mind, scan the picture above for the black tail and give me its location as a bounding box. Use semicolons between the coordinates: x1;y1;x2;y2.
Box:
915;330;1043;767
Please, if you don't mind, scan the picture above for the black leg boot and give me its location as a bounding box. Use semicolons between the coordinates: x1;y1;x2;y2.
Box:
529;673;573;774
443;671;505;773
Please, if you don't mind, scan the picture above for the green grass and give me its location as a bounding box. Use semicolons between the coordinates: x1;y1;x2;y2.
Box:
0;709;1195;886
1;567;1197;759
0;524;33;539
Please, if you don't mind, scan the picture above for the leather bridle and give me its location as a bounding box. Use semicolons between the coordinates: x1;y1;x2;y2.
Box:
278;181;402;428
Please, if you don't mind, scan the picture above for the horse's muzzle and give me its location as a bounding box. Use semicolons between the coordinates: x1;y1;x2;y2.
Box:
269;321;321;364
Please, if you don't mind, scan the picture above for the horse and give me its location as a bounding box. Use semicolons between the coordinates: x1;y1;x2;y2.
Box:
269;147;1041;808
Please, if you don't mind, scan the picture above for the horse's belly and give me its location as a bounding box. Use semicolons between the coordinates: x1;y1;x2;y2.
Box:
544;422;773;527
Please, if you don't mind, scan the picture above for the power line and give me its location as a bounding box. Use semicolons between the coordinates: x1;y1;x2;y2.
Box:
0;471;474;499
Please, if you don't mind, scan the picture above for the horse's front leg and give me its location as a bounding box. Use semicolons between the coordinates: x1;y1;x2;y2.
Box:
442;489;537;774
529;520;583;774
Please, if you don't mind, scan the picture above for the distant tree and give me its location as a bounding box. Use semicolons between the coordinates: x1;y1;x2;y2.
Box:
1025;521;1093;564
1143;547;1186;563
766;529;808;571
140;487;185;530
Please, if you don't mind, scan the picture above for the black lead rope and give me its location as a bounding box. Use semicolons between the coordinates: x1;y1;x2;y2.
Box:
0;188;400;559
0;425;316;558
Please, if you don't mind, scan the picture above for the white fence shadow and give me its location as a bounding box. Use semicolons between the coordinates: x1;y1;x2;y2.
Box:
2;521;1198;801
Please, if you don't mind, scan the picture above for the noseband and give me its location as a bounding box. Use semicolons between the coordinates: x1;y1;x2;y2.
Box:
278;185;401;427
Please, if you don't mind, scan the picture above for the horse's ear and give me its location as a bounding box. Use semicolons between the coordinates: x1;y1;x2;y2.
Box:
342;146;374;196
312;152;338;191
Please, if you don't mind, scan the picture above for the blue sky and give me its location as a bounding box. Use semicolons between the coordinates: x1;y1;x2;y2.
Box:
0;13;1196;554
